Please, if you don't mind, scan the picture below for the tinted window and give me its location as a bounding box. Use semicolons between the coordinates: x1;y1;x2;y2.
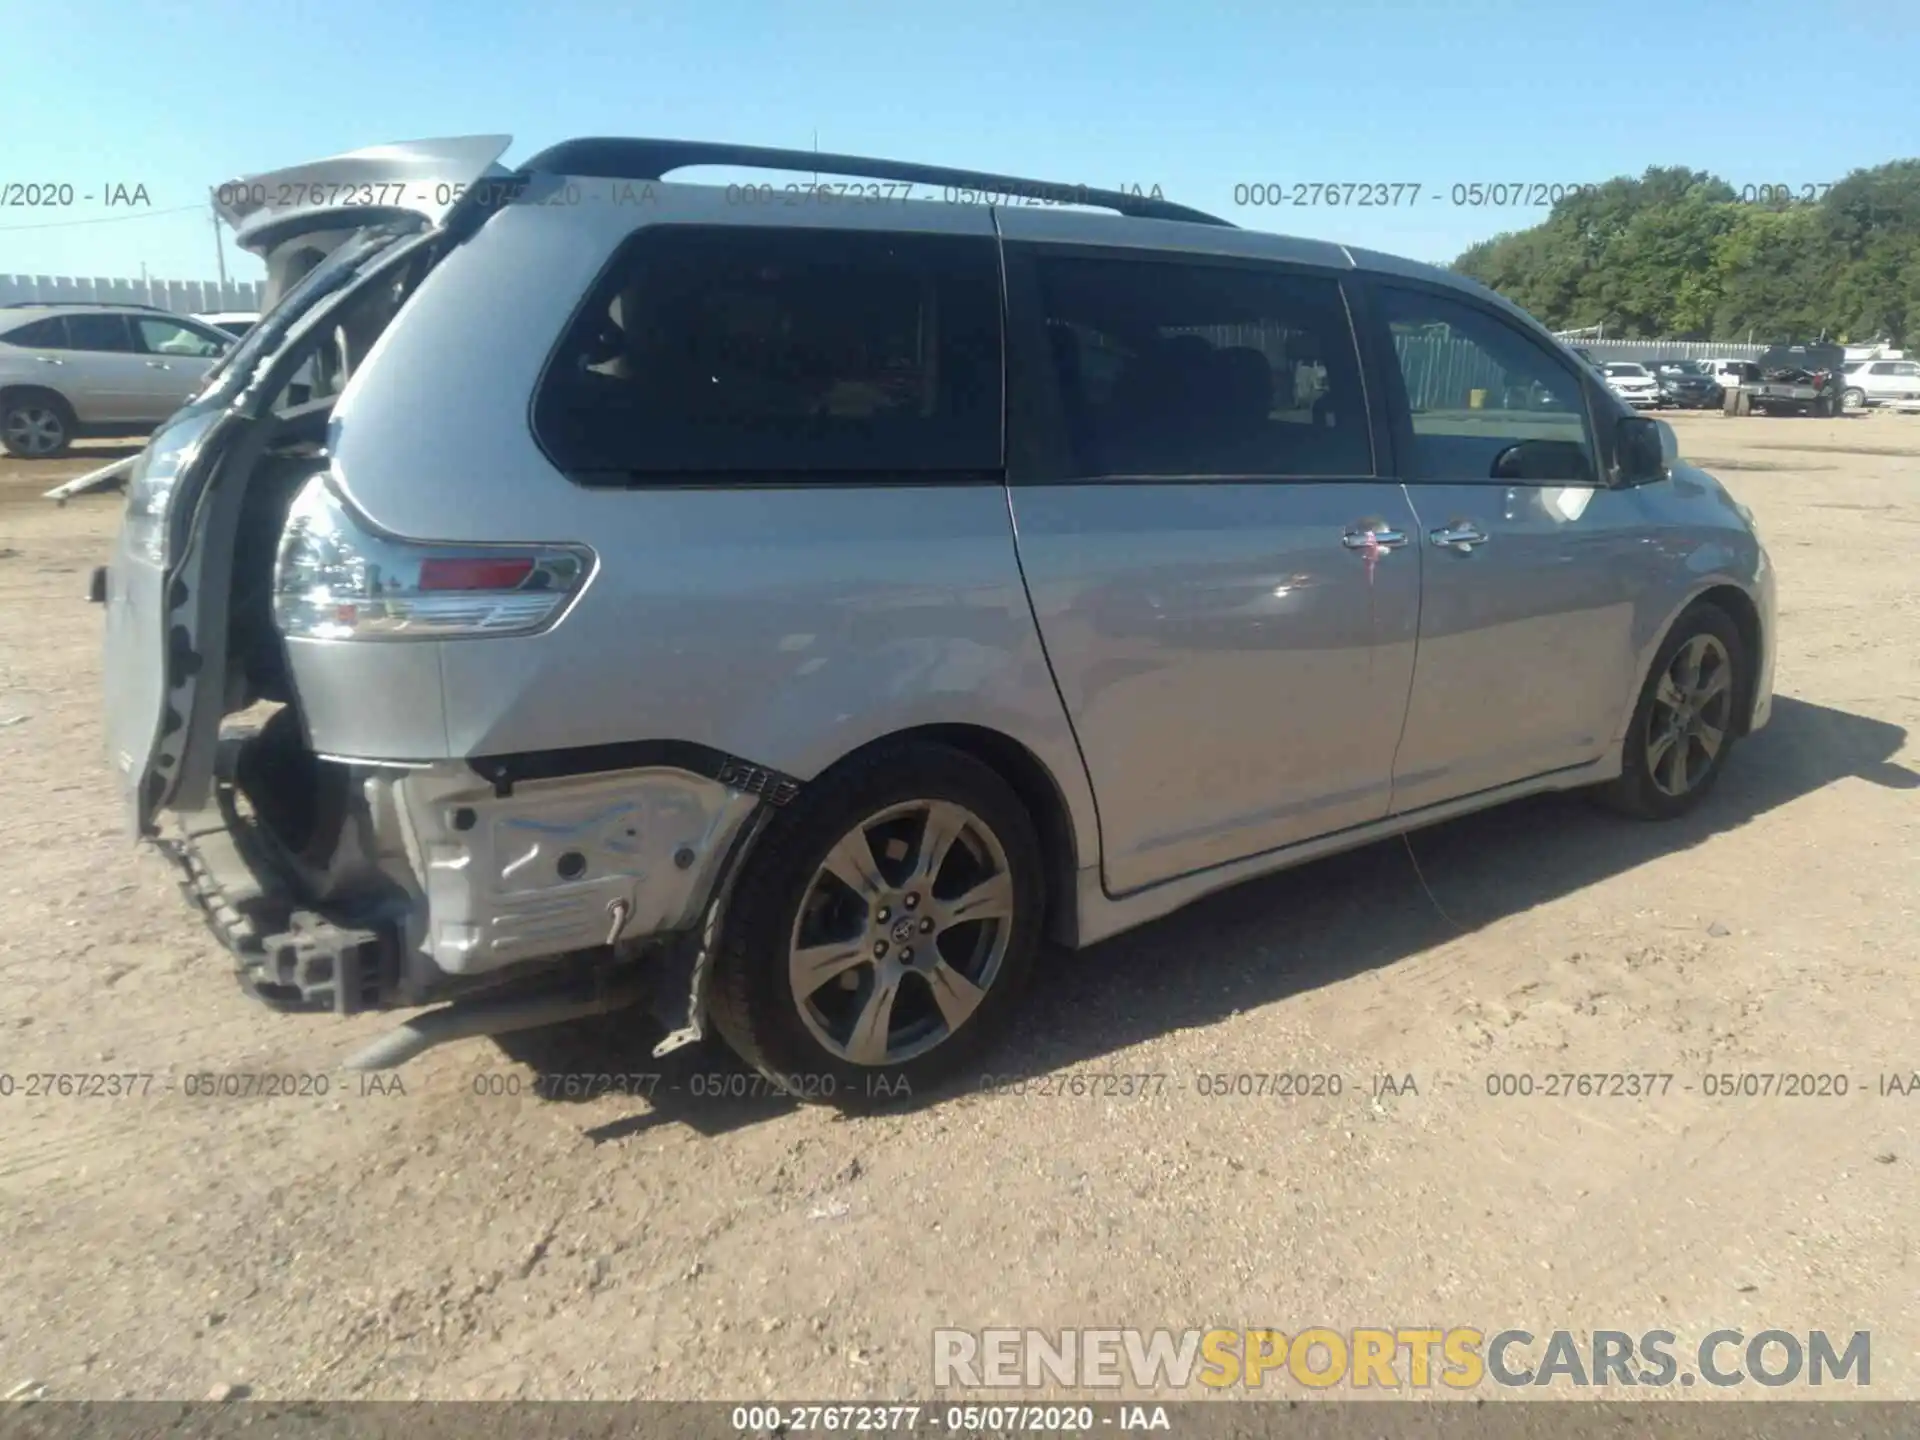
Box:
134;317;225;358
1378;285;1595;484
1032;256;1369;478
0;317;68;348
534;226;1002;479
1869;361;1898;374
65;313;134;352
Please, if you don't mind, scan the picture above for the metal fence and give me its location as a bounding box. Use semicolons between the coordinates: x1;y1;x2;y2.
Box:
0;273;263;316
1558;337;1768;365
1392;331;1512;410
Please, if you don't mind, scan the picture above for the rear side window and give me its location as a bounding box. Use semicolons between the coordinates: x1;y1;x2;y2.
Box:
1031;255;1371;478
66;313;135;352
1;317;70;348
534;226;1003;480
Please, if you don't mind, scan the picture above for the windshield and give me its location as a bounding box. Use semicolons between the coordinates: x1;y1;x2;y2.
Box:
1657;360;1708;375
1605;364;1647;376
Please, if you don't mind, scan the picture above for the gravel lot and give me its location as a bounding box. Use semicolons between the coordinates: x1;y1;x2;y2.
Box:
0;413;1915;1403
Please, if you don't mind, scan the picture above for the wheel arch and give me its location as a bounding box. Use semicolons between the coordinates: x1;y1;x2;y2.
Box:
1613;579;1767;751
1691;583;1764;736
0;383;77;419
821;722;1085;949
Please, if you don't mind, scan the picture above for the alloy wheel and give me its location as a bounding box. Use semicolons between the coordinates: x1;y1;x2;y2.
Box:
1645;633;1734;798
788;799;1016;1067
2;405;66;457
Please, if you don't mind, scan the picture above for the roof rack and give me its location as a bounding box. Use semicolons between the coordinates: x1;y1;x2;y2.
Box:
517;137;1234;228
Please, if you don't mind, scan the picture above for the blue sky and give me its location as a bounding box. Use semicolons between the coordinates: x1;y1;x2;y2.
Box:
3;0;1915;284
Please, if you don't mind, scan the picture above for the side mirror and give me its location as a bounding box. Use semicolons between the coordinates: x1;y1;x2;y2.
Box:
1614;414;1674;487
1491;438;1596;482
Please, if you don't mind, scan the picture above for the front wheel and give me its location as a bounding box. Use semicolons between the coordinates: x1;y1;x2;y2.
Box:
1842;387;1866;411
1596;603;1746;820
706;741;1045;1104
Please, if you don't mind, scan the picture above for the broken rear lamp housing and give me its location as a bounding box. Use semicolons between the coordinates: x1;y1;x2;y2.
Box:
274;473;593;641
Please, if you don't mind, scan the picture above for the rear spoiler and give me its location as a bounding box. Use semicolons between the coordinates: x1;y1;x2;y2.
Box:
213;135;513;308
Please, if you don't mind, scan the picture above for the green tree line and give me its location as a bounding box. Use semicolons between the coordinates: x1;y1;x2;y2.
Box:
1452;161;1920;345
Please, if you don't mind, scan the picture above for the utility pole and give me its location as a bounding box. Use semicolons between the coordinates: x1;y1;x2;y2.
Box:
210;201;229;290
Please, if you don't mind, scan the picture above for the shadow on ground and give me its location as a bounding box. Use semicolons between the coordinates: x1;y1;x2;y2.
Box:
495;695;1913;1138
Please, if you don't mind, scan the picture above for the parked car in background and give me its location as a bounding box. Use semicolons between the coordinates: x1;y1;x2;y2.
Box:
1648;359;1726;410
0;303;233;457
1700;357;1758;392
90;134;1776;1097
1747;341;1848;416
194;311;262;340
1840;357;1920;409
1601;361;1663;408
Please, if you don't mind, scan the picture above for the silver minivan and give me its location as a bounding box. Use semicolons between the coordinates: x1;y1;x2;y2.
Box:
95;136;1776;1098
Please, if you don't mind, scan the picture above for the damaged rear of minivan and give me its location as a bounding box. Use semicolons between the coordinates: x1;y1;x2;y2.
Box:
97;131;1107;1101
99;137;768;1067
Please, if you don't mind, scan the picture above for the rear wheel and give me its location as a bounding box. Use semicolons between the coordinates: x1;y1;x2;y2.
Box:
1596;603;1745;820
707;741;1044;1104
0;391;74;458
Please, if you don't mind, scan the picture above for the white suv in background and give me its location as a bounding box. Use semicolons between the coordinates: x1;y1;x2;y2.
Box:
0;303;233;457
1840;358;1920;409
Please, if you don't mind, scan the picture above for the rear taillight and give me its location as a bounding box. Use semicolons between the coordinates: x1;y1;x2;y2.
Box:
273;474;592;641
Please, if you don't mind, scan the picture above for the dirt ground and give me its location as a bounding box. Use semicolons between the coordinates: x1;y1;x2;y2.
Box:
0;413;1916;1404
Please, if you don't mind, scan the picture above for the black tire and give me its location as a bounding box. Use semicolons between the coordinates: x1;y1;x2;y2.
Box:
1842;387;1866;412
1595;602;1746;820
706;740;1045;1106
0;389;76;459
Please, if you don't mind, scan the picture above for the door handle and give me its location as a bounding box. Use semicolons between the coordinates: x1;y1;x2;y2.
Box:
1342;526;1407;550
145;361;169;369
1430;522;1489;553
35;355;64;365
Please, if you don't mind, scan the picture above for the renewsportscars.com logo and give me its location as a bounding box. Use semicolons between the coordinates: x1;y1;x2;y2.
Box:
932;1327;1871;1391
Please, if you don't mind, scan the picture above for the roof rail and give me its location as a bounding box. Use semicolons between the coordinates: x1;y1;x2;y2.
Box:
1;299;173;311
517;137;1234;228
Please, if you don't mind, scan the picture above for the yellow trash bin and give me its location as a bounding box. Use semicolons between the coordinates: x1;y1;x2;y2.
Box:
1468;388;1488;409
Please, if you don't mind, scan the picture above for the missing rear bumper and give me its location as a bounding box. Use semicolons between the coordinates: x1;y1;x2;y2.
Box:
162;802;399;1014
